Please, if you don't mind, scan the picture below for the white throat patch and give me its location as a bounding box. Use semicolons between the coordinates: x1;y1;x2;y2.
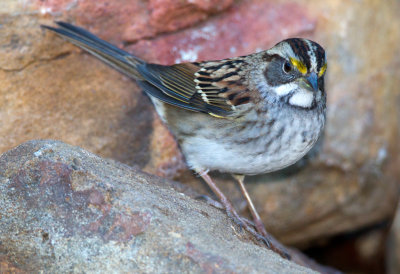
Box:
274;83;297;96
289;90;314;108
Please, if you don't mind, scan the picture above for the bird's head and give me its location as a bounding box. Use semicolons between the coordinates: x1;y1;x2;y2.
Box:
259;38;327;109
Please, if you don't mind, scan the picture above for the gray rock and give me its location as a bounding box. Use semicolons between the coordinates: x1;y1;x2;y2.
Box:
0;140;325;273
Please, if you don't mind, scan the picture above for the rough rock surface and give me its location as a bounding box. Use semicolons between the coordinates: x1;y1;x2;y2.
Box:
1;0;399;252
387;201;400;274
0;140;320;273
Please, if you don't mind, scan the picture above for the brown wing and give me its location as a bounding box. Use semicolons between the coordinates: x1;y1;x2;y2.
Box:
42;22;252;118
137;57;252;118
195;58;252;108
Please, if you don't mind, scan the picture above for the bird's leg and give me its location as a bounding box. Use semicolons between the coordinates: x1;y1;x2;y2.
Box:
233;174;290;259
198;171;290;259
199;171;252;231
195;195;256;226
233;174;268;236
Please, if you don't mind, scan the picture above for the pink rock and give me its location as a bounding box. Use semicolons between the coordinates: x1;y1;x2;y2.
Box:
129;0;315;64
31;0;77;14
147;0;233;36
32;0;234;43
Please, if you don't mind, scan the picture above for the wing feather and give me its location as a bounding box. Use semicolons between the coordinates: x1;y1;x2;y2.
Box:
137;58;253;117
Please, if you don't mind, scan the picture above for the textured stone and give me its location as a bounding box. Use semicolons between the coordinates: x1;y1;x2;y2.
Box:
128;1;315;64
1;0;400;256
387;202;400;274
0;140;328;273
0;14;154;169
30;0;233;43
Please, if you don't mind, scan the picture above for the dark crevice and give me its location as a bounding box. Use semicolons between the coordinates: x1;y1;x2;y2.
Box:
0;51;72;72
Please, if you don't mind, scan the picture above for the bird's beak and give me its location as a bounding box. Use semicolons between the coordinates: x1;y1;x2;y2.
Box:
300;72;318;92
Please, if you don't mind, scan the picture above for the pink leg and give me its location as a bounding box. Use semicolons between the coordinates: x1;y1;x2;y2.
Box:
233;174;290;259
234;175;268;236
199;171;290;259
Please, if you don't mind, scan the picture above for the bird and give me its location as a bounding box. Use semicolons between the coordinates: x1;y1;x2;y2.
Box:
41;21;327;259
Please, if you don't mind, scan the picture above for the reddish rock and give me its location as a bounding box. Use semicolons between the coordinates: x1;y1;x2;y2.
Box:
143;114;186;179
147;0;233;36
0;256;26;274
129;1;315;64
31;0;234;43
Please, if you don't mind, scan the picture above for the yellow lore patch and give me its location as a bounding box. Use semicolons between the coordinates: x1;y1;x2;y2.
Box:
290;58;307;75
319;63;327;77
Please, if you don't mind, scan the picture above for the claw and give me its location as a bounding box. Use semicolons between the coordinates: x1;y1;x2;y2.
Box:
261;236;271;249
198;170;291;260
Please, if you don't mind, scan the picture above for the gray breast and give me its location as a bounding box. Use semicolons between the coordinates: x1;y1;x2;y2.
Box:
176;104;325;175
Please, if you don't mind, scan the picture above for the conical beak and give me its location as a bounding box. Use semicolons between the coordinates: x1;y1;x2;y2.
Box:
302;72;319;92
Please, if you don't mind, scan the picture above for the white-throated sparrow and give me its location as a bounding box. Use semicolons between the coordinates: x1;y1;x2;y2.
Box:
42;22;327;259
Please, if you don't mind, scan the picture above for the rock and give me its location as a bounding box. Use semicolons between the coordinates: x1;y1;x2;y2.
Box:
387;202;400;274
0;13;156;170
128;1;315;64
1;0;399;252
30;0;234;43
0;140;326;273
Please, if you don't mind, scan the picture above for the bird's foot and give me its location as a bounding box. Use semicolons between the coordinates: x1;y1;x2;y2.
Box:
198;170;290;260
258;229;291;260
225;209;290;259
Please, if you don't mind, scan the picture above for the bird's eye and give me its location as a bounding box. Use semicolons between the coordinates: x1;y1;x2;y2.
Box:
282;61;292;73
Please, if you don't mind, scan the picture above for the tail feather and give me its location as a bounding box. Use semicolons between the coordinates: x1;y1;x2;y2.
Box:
41;21;229;116
41;21;143;79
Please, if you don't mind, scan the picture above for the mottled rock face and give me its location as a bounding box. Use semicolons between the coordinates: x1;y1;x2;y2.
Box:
0;140;324;273
388;202;400;274
30;0;234;43
1;0;399;257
